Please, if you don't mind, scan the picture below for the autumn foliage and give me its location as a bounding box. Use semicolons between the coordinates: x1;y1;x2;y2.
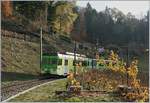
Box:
2;1;13;17
69;50;149;102
105;51;149;102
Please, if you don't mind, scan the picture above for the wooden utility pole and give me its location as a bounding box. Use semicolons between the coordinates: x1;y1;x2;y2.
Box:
74;41;77;77
40;27;43;73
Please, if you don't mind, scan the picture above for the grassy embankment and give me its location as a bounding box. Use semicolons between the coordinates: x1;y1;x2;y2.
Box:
2;35;40;82
9;79;121;102
2;37;40;74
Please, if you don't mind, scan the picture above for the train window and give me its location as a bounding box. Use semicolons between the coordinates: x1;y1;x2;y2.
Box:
58;59;62;65
42;58;48;64
86;61;88;66
87;61;90;66
51;59;57;64
73;60;75;66
92;60;97;66
82;61;87;66
65;60;68;65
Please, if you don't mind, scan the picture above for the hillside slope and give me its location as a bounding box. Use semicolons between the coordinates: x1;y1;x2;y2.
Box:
2;30;40;75
1;26;93;77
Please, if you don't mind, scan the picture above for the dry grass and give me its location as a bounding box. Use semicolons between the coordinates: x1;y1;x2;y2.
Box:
1;36;40;75
9;79;66;102
9;79;121;102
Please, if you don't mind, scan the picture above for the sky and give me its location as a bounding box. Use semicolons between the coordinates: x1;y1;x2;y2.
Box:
76;1;149;19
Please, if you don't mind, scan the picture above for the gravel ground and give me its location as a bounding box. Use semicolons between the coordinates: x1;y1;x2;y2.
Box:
1;78;57;101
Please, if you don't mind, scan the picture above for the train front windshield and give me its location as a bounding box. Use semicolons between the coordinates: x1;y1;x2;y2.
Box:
92;60;97;67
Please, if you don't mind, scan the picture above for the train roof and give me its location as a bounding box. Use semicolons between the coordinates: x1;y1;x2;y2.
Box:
57;52;86;58
43;51;89;60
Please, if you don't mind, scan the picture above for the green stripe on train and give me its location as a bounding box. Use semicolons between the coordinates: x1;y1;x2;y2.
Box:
42;55;58;74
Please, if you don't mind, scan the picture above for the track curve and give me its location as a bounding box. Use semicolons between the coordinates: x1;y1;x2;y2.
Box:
1;78;57;101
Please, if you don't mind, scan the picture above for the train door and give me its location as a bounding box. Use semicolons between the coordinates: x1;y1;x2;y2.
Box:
92;59;97;69
68;58;73;73
87;59;92;69
64;59;68;75
57;58;63;75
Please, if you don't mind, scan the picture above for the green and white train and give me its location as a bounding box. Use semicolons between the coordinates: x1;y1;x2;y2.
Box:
41;52;103;76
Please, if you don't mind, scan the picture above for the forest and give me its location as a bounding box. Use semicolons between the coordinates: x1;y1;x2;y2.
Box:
2;1;149;52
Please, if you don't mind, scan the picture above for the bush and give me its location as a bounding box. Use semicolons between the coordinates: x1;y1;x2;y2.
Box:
59;35;71;43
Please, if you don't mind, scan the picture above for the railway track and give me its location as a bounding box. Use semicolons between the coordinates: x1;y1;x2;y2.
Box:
1;78;58;101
